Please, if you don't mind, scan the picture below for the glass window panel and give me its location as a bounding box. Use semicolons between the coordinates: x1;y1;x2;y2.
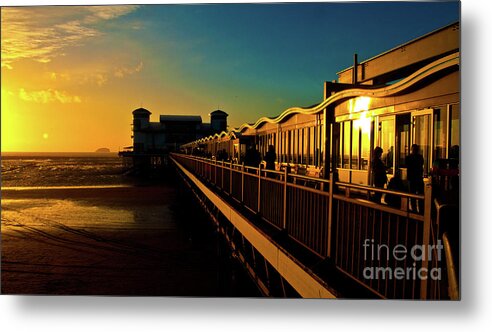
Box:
293;130;297;164
343;122;351;169
313;126;319;166
433;108;448;160
280;132;283;163
319;124;324;168
414;114;432;177
310;127;315;166
299;128;303;164
351;124;359;169
380;118;395;174
361;124;371;171
450;104;460;158
337;124;342;168
397;115;411;168
303;128;308;165
289;130;293;163
297;129;301;164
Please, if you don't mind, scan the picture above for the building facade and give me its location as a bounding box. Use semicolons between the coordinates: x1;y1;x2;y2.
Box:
131;108;228;153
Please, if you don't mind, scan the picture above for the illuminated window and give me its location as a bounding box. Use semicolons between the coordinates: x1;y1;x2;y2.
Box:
309;127;315;165
318;124;324;168
379;118;395;174
293;129;298;164
360;125;371;171
449;104;460;158
434;108;448;160
351;125;360;169
397;114;411;168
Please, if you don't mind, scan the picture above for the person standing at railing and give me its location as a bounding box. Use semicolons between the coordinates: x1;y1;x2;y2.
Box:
406;144;425;213
264;145;276;170
385;169;406;208
371;146;387;203
244;145;261;169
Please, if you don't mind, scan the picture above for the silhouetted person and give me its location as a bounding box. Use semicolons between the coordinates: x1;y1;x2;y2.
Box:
385;169;406;208
406;144;424;213
244;145;261;169
371;147;387;203
263;145;276;178
217;149;228;161
264;145;276;170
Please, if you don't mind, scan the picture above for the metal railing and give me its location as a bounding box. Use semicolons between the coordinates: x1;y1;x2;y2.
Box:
171;153;447;299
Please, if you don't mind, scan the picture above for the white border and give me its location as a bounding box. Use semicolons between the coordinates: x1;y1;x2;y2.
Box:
2;1;491;332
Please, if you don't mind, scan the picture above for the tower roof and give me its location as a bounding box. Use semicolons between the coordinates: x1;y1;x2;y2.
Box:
132;107;151;115
210;109;228;116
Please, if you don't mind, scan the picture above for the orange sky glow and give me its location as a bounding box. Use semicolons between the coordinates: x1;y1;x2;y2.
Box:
1;4;460;152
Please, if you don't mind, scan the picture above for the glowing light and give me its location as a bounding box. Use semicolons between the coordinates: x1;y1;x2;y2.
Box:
354;111;371;133
43;133;49;139
349;96;371;114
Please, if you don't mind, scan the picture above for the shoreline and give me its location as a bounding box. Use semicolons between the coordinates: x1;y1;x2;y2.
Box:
1;184;176;205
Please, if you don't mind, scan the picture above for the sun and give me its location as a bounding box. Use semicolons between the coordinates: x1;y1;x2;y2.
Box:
43;133;49;139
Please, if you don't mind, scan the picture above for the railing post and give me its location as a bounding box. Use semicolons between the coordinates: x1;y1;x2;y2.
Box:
282;167;288;230
221;160;224;189
214;158;217;184
241;163;245;202
258;164;262;214
327;172;334;257
230;162;233;195
420;178;433;299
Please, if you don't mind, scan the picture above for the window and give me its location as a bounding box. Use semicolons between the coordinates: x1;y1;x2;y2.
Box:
293;129;298;164
281;131;286;163
351;125;360;169
396;114;411;168
379;117;395;174
360;124;371;171
338;119;373;171
449;104;460;158
343;122;351;168
318;124;324;167
434;108;448;160
303;128;309;165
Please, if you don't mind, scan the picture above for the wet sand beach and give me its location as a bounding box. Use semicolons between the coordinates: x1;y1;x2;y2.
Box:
1;184;258;296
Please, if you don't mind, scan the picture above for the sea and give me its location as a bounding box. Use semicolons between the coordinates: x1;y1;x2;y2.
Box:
1;152;129;188
1;152;259;296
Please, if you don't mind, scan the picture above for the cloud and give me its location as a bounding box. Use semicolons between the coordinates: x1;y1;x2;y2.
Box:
45;60;144;87
84;6;139;23
1;6;139;69
114;61;144;78
19;88;82;104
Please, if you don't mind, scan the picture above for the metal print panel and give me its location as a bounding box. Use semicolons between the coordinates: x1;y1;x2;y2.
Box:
1;1;460;299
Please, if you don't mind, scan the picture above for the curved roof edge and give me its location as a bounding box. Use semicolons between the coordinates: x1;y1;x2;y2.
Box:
181;130;241;147
237;52;459;132
181;52;458;147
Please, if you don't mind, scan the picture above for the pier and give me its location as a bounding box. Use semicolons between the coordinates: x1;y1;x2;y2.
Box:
170;153;456;299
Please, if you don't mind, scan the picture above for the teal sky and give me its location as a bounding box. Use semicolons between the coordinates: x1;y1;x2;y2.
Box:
1;2;460;151
125;2;460;126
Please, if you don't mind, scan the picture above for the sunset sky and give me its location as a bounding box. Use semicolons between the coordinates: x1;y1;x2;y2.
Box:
1;2;459;152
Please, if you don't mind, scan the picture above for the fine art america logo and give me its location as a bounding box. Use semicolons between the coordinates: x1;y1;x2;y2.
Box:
362;239;443;281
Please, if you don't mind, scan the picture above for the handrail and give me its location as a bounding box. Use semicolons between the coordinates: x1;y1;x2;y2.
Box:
175;153;423;199
443;232;460;300
337;181;424;200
